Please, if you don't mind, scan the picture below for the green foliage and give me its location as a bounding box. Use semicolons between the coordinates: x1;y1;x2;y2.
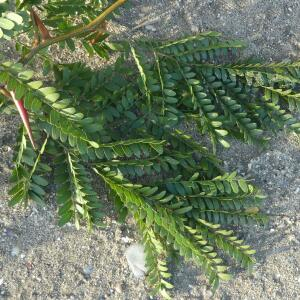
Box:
0;0;28;40
7;0;127;60
0;1;299;298
131;34;300;151
54;148;104;229
94;167;238;292
9;126;49;206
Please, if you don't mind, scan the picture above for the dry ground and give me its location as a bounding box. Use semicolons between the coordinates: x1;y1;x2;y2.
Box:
0;1;300;299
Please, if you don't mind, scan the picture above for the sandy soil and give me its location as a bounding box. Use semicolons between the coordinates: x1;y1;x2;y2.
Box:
1;1;300;299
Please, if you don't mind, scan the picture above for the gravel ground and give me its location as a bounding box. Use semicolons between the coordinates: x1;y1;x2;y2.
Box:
1;1;300;299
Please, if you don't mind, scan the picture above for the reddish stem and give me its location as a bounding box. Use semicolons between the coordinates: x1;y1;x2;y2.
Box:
1;86;36;149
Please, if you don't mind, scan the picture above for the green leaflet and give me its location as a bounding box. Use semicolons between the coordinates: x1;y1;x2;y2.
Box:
0;6;26;40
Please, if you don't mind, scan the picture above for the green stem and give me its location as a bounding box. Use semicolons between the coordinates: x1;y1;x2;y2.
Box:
21;0;127;65
29;135;48;178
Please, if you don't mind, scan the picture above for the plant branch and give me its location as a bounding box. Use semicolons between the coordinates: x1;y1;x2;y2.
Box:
20;0;127;65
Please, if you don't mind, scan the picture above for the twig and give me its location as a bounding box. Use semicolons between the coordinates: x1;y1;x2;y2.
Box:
20;0;127;65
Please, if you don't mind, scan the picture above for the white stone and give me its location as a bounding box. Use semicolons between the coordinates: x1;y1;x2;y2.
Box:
141;6;151;14
11;246;20;257
125;244;147;278
121;236;131;244
83;265;94;276
114;283;122;293
145;25;156;32
191;25;198;33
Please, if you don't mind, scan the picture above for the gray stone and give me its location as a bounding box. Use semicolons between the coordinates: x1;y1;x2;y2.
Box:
145;24;156;32
11;246;20;257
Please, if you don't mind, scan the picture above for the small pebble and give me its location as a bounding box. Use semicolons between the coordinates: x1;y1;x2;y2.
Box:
83;265;94;276
202;288;213;299
287;234;298;244
141;6;151;14
273;273;281;282
145;25;156;32
11;246;20;257
114;283;122;293
191;25;198;33
121;236;131;244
